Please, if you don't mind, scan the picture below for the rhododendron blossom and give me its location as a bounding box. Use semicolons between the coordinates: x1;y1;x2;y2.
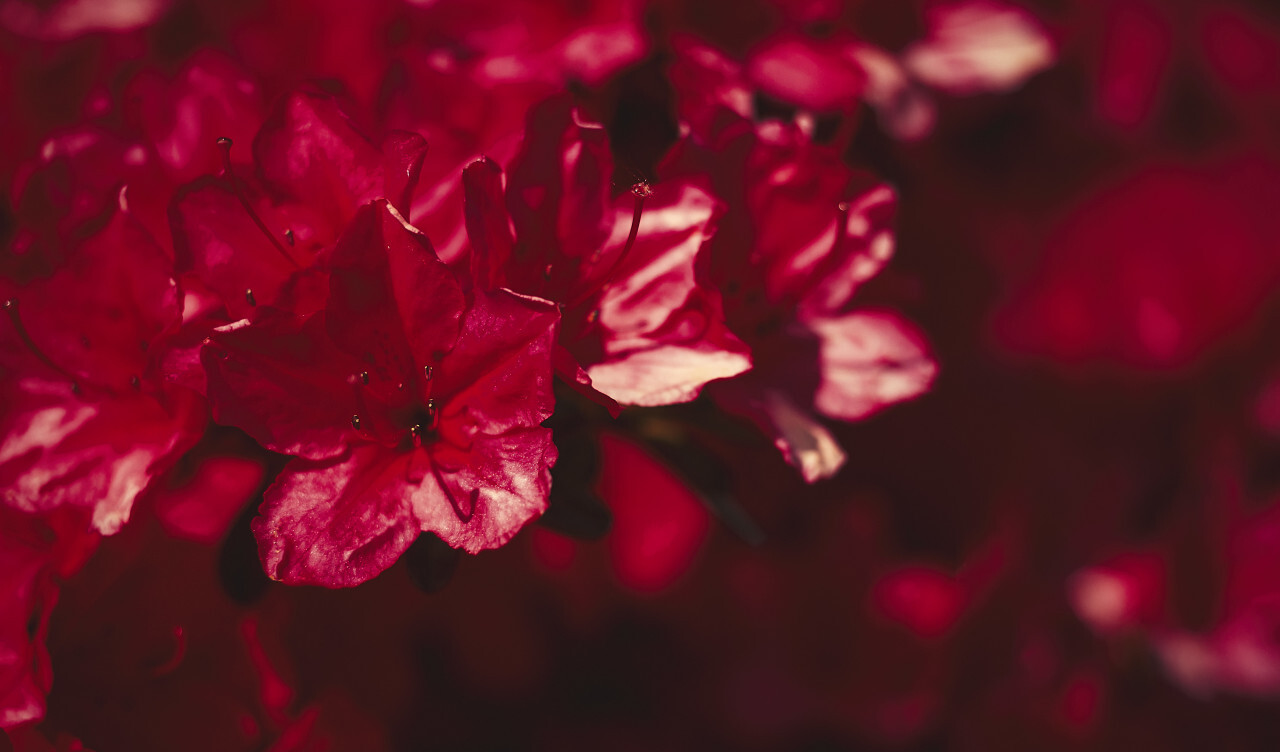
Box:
202;201;557;586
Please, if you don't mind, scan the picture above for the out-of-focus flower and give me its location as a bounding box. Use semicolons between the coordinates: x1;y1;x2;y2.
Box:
0;0;167;41
1;194;203;535
683;113;935;481
902;0;1055;96
994;154;1280;371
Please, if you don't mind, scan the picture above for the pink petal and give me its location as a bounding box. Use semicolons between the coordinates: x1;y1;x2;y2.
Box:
503;97;614;297
586;179;752;405
202;311;362;460
10;204;178;392
761;390;847;483
127;50;266;184
748;129;897;316
326;202;464;382
254;447;420;587
463;156;516;291
902;1;1055;96
587;340;751;407
808;311;937;421
380;130;428;220
747;33;866;112
437;288;559;437
252;91;383;228
0;377;199;534
170;179;311;320
416;428;556;554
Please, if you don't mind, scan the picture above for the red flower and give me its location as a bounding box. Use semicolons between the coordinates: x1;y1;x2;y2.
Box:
170;90;427;321
686;115;936;481
202;202;558;586
1;199;203;534
464;96;750;408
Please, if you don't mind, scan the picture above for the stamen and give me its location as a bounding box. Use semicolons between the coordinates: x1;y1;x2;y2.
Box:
217;138;299;269
359;371;369;385
799;199;854;303
4;298;81;394
284;228;295;246
410;423;424;448
565;182;649;310
351;414;361;430
245;288;257;307
425;398;438;431
833;201;849;257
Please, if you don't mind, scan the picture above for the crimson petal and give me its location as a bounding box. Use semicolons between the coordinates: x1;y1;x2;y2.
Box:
253;447;419;587
326;202;464;384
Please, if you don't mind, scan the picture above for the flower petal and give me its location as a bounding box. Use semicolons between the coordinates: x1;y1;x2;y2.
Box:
253;447;419;587
416;428;556;554
252;91;383;229
326;202;464;382
808;311;937;421
202;311;361;460
437;288;559;437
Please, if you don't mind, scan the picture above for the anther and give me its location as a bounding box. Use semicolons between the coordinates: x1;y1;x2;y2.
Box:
284;228;295;246
410;423;424;448
351;414;361;430
359;371;369;385
423;365;433;381
245;288;257;307
425;398;439;431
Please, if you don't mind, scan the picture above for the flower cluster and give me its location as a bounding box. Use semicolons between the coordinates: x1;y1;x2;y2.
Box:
5;0;1280;749
0;0;949;737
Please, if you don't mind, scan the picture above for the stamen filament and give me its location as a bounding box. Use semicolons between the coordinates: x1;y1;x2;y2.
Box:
428;456;477;523
565;184;649;310
3;299;81;392
217;138;300;269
